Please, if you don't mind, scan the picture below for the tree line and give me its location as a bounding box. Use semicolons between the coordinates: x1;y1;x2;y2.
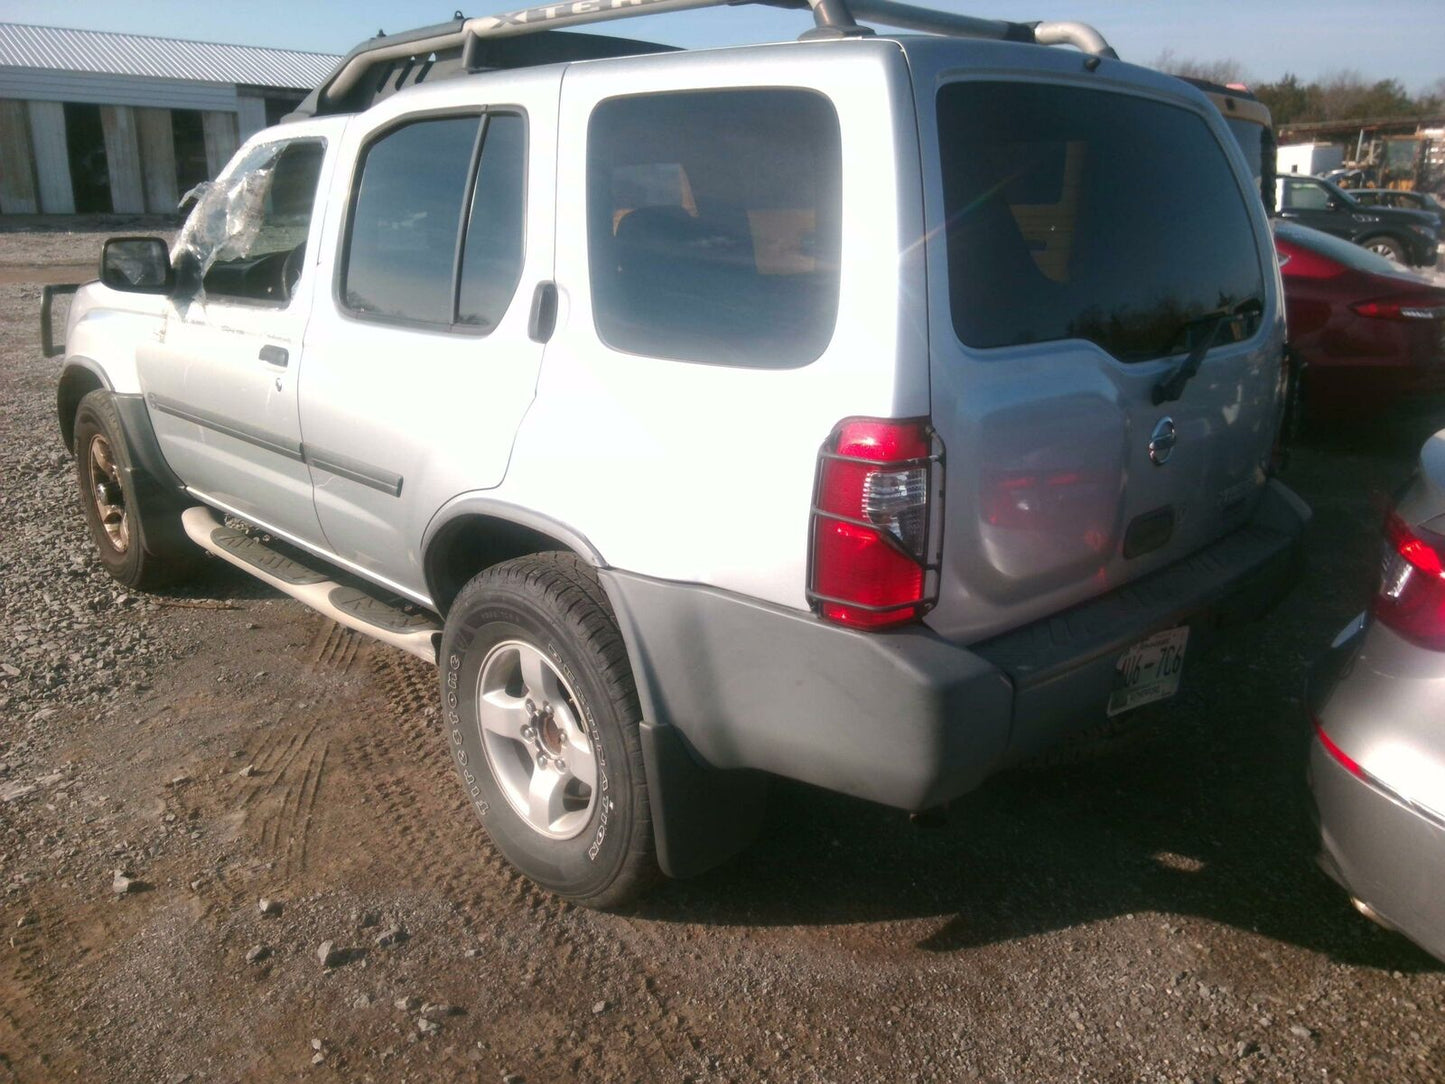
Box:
1154;52;1445;125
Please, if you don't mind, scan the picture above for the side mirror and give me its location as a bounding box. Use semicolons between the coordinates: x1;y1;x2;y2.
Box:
100;237;174;294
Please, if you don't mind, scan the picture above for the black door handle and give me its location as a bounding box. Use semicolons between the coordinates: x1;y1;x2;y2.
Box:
259;345;289;367
528;282;558;344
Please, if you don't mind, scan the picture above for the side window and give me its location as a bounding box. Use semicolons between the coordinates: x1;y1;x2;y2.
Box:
189;139;325;304
342;112;526;331
1286;180;1330;211
587;88;842;369
458;114;526;329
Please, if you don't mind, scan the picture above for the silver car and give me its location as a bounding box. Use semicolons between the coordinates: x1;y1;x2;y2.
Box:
1311;428;1445;963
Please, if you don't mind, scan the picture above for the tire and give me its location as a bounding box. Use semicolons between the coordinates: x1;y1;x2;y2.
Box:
438;553;658;908
1361;235;1406;263
73;390;199;590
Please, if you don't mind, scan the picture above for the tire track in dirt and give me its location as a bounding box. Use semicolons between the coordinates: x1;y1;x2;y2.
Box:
306;621;364;674
362;644;710;1081
1;891;112;1081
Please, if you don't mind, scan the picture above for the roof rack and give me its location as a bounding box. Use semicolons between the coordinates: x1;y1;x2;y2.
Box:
287;0;1117;121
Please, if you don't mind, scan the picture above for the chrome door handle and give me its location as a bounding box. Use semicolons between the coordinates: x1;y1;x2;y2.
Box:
259;345;289;367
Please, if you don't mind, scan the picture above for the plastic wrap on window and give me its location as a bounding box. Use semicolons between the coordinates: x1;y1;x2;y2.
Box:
170;168;273;299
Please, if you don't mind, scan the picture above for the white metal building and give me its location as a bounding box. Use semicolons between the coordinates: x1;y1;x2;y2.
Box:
0;23;338;215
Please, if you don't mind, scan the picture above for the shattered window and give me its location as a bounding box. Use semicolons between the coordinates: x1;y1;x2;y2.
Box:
172;138;325;304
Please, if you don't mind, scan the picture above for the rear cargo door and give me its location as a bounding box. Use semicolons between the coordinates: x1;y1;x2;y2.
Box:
918;74;1282;643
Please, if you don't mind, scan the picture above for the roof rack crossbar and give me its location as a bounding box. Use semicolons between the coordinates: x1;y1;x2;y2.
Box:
304;0;1116;118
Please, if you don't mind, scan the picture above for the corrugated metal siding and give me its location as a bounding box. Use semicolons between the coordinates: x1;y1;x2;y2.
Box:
0;70;240;111
0;23;338;91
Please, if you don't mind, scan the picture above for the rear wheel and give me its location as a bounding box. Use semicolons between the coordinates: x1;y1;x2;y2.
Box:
439;553;657;908
1362;235;1406;263
73;390;198;589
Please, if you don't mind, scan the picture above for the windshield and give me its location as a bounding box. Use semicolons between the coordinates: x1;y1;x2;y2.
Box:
938;82;1265;362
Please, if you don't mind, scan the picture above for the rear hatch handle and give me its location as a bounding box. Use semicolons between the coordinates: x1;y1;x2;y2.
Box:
1152;297;1263;405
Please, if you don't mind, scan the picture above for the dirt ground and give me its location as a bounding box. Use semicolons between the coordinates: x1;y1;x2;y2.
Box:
2;223;1444;1084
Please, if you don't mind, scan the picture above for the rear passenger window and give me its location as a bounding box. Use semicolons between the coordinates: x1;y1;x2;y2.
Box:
343;112;525;331
458;114;526;329
938;82;1264;361
587;89;841;368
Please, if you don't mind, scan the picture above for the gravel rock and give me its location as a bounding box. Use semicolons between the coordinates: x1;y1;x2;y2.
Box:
238;763;257;778
257;897;282;916
394;996;420;1012
245;944;269;964
374;925;408;948
417;1017;440;1036
591;1000;608;1015
1;781;37;803
111;869;138;894
316;940;344;968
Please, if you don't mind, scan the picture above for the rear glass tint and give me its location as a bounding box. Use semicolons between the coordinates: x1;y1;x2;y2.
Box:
587;89;841;368
938;82;1264;361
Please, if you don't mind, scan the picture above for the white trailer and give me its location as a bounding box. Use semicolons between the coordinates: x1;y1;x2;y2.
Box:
1277;142;1344;177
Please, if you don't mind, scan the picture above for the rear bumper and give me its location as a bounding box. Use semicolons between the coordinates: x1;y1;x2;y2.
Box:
1311;741;1445;964
604;479;1308;812
1308;617;1445;963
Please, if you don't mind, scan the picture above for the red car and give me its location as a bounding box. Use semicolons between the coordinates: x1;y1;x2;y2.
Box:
1274;220;1445;419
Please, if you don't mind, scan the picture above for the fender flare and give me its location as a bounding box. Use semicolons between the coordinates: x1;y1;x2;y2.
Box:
59;367;186;497
421;497;606;584
56;357;113;451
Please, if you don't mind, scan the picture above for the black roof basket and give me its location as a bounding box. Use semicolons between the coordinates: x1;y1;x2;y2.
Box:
286;0;1117;121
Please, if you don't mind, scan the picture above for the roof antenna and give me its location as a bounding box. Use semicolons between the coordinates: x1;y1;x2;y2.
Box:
375;28;386;37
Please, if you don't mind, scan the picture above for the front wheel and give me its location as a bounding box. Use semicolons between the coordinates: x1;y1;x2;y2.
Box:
439;554;657;908
73;390;198;590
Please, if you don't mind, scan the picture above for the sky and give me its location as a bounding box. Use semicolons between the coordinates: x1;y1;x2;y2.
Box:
0;0;1442;93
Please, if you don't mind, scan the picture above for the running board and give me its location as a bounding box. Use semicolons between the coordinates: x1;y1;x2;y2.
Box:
180;506;440;663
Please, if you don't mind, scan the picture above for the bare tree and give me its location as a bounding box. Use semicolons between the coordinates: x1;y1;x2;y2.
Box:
1152;50;1249;86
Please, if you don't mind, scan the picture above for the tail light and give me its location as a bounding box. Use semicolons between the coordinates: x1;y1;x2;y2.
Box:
808;418;940;630
1314;718;1366;780
1373;511;1445;650
1350;297;1445;321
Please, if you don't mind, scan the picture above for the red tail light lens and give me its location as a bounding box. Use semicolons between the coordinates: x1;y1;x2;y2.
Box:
1351;297;1445;321
810;418;937;630
1373;511;1445;650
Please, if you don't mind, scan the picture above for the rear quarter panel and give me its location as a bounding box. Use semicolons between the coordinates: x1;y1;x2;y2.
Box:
496;40;929;608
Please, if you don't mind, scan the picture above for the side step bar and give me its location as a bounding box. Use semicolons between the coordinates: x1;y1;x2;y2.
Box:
180;506;441;663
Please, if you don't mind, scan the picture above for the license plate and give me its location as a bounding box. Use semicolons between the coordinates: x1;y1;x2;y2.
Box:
1107;627;1190;717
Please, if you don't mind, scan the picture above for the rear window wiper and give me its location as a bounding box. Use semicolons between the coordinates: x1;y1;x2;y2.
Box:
1152;298;1264;405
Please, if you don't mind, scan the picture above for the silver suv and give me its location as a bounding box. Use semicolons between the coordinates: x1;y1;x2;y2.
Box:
46;0;1308;907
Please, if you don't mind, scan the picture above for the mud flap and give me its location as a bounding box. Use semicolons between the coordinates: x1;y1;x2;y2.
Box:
639;719;767;880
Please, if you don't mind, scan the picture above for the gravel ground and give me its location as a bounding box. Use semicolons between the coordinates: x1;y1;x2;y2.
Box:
2;222;1444;1083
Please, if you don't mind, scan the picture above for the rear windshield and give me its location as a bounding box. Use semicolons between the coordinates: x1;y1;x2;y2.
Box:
1225;117;1265;187
938;82;1264;361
